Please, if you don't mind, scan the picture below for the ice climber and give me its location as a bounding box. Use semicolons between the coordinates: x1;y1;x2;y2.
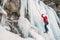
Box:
41;14;48;33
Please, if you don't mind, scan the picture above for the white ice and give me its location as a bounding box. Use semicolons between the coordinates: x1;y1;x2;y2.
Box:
0;25;24;40
1;0;60;40
28;0;60;40
0;25;37;40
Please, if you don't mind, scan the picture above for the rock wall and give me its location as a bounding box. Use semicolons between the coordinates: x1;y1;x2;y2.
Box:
4;0;21;18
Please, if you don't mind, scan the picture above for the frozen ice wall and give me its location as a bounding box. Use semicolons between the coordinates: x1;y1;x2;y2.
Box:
18;0;60;40
28;0;60;40
44;5;60;40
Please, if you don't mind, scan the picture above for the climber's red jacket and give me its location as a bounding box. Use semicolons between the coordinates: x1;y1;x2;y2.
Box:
41;14;48;22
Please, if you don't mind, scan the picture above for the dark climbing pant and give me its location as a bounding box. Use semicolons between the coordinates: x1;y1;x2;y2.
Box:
44;22;48;33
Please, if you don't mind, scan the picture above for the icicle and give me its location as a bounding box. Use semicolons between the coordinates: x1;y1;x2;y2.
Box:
18;0;31;38
0;6;7;25
2;0;7;7
20;0;27;18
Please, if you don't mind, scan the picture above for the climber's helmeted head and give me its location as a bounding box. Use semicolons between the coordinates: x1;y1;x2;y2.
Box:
42;13;46;17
